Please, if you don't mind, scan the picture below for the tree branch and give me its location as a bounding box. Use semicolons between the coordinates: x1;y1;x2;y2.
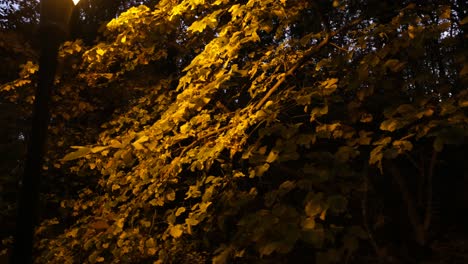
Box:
388;161;426;246
423;150;437;230
253;18;362;111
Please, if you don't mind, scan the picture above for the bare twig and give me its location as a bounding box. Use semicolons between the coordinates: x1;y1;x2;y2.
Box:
330;42;348;52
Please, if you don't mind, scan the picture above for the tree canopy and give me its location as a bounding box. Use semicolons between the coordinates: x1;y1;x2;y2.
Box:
1;0;468;263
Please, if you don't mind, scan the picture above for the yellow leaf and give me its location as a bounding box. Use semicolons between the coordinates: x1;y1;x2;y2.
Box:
305;201;321;217
90;220;109;230
188;10;222;33
229;4;243;18
460;16;468;25
440;6;451;19
408;25;416;39
213;0;228;5
360;113;373;122
459;64;468;76
212;246;233;264
384;59;406;72
91;146;109;153
66;228;79;238
145;238;155;248
380;119;400;132
188;20;208;33
199;201;212;213
110;139;123;148
121;35;127;43
166;189;176;201
170;5;184;20
373;136;392;146
132;135;149;150
302;217;316;230
319;209;327;220
96;48;105;56
233;171;245;177
459;99;468;107
116;218;125;229
186;217;199;226
252;163;270;177
393;140;413;153
180;123;190;134
369;151;383;171
259;242;281;256
134;135;149;144
169;224;183;238
141;220;151;228
322;78;338;89
320;78;338;95
310;105;328;122
62;146;91;161
266;149;279;163
175;207;186;216
396;104;416;114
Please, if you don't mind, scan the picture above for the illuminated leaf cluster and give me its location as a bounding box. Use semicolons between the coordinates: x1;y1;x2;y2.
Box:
2;0;467;263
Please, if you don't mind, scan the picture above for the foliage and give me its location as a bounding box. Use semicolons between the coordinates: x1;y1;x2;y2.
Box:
71;0;163;42
0;0;39;31
1;0;468;263
0;25;38;254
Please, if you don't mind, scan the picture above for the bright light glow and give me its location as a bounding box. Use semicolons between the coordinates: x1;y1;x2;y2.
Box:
72;0;80;5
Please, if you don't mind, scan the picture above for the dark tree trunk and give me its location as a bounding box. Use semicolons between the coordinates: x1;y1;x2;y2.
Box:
11;23;61;264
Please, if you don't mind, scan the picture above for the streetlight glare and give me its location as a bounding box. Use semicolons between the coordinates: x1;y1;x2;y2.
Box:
72;0;80;5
